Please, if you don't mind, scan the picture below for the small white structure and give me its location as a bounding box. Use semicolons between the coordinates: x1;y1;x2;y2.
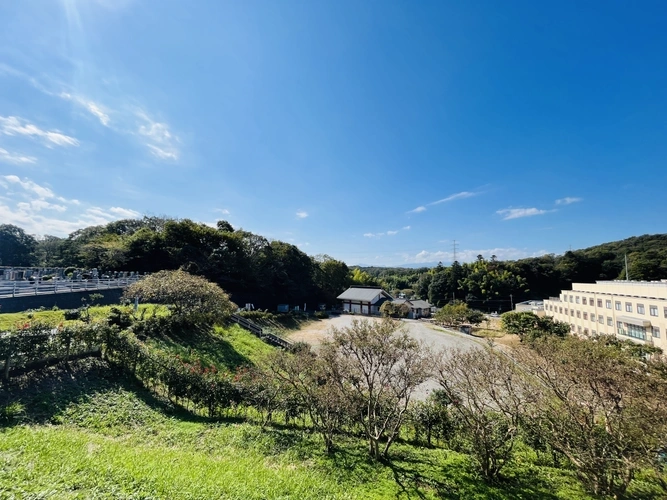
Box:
515;300;545;316
337;286;393;315
392;298;434;319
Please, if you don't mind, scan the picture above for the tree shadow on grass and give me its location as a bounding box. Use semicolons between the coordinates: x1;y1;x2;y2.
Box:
385;450;564;500
147;325;253;370
0;358;240;429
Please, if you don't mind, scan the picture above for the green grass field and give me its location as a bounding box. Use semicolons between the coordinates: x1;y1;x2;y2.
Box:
1;309;664;499
1;359;603;500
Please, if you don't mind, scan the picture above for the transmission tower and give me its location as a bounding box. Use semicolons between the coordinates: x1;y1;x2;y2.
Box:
452;240;459;263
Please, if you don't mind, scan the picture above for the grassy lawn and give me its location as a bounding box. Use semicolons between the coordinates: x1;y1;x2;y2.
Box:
0;359;603;500
144;323;274;370
0;304;161;330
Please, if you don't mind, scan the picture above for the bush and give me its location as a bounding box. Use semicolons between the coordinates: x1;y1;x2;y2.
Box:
314;311;329;319
64;309;82;321
107;307;133;329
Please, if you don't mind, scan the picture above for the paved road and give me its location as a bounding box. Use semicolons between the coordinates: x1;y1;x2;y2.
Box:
288;315;485;400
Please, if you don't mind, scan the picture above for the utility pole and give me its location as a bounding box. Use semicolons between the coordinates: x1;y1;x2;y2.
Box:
625;254;629;281
452;240;459;263
510;293;513;310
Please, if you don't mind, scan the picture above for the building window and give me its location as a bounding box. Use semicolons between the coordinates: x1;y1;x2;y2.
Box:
652;327;660;338
559;307;563;314
606;300;612;309
598;315;604;323
570;309;574;316
583;312;588;320
577;326;582;333
592;330;596;335
576;296;580;304
597;299;603;308
617;321;623;331
650;306;658;317
569;296;573;303
615;301;621;311
582;298;587;305
576;311;581;318
607;317;613;326
637;304;645;315
583;328;589;335
565;309;568;315
625;302;633;313
571;324;575;331
622;323;647;340
664;307;667;318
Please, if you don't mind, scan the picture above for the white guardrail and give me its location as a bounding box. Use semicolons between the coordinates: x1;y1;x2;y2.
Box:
0;277;141;299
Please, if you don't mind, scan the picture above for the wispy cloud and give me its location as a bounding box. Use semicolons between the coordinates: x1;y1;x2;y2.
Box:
60;92;110;126
386;230;399;236
0;147;36;164
0;116;79;147
403;247;550;264
555;197;582;205
109;206;141;218
2;175;56;199
214;208;231;215
137;111;179;160
364;232;384;238
296;210;309;219
496;207;550;220
0;174;140;235
407;206;427;214
402;226;411;230
431;191;477;205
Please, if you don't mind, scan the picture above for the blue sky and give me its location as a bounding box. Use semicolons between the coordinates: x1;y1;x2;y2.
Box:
1;1;666;266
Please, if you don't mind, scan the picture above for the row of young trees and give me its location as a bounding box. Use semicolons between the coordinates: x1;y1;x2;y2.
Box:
4;267;667;497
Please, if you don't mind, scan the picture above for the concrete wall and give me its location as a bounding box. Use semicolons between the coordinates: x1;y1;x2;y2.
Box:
0;288;124;313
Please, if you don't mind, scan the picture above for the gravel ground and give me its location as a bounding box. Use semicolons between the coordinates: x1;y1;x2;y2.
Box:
287;315;485;400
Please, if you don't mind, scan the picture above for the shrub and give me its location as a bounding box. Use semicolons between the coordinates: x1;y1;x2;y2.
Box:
64;309;82;321
314;311;329;319
107;307;133;329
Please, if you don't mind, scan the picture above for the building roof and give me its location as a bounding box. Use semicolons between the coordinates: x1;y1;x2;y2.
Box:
410;300;433;309
337;287;393;302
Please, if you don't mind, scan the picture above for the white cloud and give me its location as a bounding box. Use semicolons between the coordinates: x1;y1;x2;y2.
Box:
137;111;179;160
555;197;582;205
146;144;178;160
402;226;411;230
364;232;384;238
60;92;110;126
431;191;477;205
296;210;309;219
0;147;36;164
109;206;141;218
496;207;549;220
0;174;140;236
408;206;427;214
386;230;399;236
404;247;550;264
0;116;79;147
214;208;231;215
3;175;55;199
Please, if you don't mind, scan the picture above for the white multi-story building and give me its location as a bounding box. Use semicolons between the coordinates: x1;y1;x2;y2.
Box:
544;281;667;350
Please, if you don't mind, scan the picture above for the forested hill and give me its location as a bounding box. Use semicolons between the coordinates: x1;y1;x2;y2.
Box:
0;219;352;310
357;234;667;310
1;220;665;312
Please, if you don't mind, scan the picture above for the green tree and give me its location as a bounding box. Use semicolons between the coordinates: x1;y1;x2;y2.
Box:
501;311;568;342
123;270;236;325
0;224;37;266
434;301;470;327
